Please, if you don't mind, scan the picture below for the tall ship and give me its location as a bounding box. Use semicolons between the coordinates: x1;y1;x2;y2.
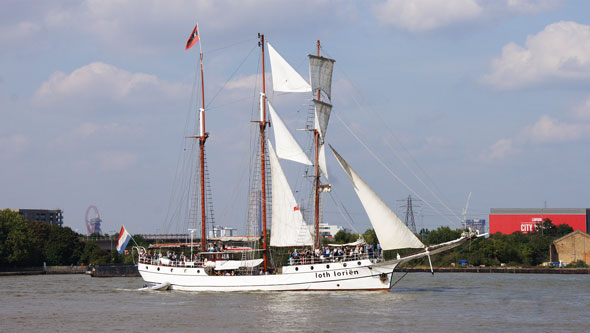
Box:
137;27;481;291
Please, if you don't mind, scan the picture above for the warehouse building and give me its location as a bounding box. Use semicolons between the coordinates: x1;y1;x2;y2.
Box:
550;230;590;264
489;208;589;234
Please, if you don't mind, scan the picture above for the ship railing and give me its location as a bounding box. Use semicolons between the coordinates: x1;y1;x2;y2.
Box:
138;257;206;268
288;252;383;266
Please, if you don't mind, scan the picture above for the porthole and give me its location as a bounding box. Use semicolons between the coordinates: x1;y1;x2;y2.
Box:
157;267;160;271
357;261;361;266
326;264;330;269
171;268;173;272
343;263;347;267
184;269;187;273
310;266;314;270
337;284;340;287
197;269;200;273
295;267;299;271
145;266;148;269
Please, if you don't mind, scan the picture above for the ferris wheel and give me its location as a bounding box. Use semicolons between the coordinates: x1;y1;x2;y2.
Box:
85;205;103;235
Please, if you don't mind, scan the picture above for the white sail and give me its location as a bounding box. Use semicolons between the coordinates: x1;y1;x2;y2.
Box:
318;143;328;179
268;102;312;165
268;43;311;93
268;141;314;247
313;99;332;139
309;55;335;100
330;145;425;250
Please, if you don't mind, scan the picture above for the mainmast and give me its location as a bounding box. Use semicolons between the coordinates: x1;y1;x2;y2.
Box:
258;33;269;272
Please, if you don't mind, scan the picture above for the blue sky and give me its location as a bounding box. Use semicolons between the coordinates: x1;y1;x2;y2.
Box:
2;0;590;235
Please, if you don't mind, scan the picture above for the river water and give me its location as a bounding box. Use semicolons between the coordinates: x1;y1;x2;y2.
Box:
0;272;587;332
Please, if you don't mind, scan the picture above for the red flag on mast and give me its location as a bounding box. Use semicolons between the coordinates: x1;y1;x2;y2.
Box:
185;23;199;50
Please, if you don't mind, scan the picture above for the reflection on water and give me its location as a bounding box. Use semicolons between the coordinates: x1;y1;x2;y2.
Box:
0;273;587;332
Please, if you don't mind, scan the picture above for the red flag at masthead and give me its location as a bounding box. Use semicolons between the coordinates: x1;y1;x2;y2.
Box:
185;23;199;50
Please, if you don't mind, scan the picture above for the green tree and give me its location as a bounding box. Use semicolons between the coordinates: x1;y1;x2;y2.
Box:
44;226;84;265
555;224;573;237
0;209;40;267
362;229;377;246
425;226;462;245
332;230;358;244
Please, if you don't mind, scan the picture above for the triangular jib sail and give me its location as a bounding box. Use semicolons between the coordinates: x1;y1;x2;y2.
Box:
268;102;312;166
268;141;314;247
268;43;311;93
330;145;425;250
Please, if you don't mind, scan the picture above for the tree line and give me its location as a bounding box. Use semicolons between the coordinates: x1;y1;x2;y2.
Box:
1;208;584;268
0;209;138;268
329;219;582;267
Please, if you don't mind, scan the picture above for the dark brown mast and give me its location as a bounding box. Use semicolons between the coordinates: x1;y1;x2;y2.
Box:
258;33;269;272
314;40;321;250
198;52;208;253
186;51;208;253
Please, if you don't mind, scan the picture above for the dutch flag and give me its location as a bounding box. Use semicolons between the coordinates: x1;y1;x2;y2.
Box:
116;225;132;254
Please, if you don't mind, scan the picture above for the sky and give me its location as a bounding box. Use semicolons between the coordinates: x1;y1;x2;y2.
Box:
2;0;590;236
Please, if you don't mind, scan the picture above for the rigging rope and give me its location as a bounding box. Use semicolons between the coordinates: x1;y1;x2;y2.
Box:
333;111;458;227
321;47;463;228
389;257;426;289
206;44;257;108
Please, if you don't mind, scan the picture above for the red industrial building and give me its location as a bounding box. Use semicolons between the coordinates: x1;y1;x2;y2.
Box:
489;208;590;234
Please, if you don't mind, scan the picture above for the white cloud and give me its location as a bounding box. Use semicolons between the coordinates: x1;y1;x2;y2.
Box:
373;0;483;32
506;0;560;14
32;62;185;110
0;21;41;43
95;151;138;171
50;122;141;149
226;74;259;91
520;115;590;143
482;138;518;161
572;98;590;120
0;134;30;159
482;21;590;90
372;0;560;32
483;104;590;161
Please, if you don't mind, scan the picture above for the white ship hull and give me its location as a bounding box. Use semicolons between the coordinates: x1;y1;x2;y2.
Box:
138;259;398;292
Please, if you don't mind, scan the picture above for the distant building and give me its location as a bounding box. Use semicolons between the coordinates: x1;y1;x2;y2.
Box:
465;218;486;234
550;230;590;264
14;209;63;226
209;225;237;238
489;208;589;234
319;223;344;238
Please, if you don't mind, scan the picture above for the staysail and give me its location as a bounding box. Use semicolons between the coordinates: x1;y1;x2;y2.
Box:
268;102;312;165
268;141;314;247
309;55;335;101
330;145;425;250
268;43;311;93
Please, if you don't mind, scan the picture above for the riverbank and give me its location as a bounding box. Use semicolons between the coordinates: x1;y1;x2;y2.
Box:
400;266;590;274
0;266;88;276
